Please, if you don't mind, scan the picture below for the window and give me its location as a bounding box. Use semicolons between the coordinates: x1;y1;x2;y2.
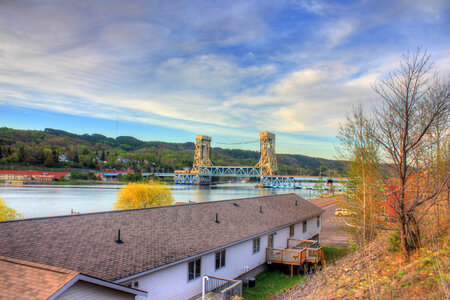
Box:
317;216;320;227
215;250;226;269
268;234;274;248
289;225;295;237
303;220;307;233
188;259;201;281
253;237;260;253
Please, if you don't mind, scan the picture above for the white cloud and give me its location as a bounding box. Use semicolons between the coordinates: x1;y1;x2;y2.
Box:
0;0;449;158
321;19;357;48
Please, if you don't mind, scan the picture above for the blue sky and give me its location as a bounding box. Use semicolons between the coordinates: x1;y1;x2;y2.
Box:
0;0;449;158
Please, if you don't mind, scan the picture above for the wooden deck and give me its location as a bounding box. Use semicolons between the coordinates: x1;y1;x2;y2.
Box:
266;239;327;277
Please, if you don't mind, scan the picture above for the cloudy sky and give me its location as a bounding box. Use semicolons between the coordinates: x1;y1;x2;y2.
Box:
0;0;449;158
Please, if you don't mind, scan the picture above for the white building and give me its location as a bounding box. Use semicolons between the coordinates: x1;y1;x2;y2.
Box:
0;194;324;299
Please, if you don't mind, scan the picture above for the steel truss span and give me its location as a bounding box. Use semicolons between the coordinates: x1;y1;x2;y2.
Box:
198;166;260;177
153;131;348;188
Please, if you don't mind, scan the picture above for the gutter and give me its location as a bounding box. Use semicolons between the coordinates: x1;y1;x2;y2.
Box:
115;211;322;283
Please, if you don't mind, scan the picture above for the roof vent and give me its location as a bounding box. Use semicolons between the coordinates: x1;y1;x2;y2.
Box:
215;213;220;223
295;201;298;206
233;203;240;207
115;229;123;244
260;206;263;213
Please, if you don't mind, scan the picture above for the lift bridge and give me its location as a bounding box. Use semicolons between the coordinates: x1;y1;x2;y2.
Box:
151;132;346;189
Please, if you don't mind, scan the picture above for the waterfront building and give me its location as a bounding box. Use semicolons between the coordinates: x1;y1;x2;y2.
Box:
0;194;324;299
0;170;70;181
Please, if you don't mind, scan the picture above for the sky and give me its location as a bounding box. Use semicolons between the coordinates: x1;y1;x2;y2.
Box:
0;0;449;159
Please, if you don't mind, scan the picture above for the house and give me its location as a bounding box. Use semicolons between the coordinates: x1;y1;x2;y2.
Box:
0;170;71;181
0;256;146;299
0;194;324;299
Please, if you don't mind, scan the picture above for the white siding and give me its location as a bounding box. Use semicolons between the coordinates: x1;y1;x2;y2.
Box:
56;281;135;300
131;215;322;300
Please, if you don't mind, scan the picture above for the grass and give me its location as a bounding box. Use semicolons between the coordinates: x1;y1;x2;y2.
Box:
241;247;351;299
322;246;352;264
242;269;306;299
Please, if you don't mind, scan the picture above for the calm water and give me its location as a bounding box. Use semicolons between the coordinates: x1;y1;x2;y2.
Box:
0;183;316;218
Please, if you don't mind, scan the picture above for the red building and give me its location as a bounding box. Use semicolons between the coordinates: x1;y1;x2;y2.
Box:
0;170;70;181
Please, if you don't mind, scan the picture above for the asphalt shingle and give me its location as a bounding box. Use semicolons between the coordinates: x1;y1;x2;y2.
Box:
0;256;78;300
0;193;323;281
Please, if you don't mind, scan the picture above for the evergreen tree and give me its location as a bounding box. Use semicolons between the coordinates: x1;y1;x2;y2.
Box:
18;146;25;162
52;150;58;163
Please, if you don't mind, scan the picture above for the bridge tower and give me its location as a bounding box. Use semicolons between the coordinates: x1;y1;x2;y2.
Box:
192;135;213;174
256;132;278;176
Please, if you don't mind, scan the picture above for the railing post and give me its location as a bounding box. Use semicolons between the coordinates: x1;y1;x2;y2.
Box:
202;276;209;300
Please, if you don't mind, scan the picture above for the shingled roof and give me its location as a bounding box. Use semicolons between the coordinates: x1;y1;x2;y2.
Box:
0;256;78;299
0;193;323;282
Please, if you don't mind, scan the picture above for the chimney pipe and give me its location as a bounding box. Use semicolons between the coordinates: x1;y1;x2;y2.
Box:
295;201;298;206
260;206;263;213
115;229;123;244
215;213;220;223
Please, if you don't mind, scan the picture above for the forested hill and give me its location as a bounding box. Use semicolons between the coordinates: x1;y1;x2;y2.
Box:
0;127;346;176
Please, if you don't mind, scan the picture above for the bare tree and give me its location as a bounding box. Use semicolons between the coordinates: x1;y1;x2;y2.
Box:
371;49;450;256
338;105;381;247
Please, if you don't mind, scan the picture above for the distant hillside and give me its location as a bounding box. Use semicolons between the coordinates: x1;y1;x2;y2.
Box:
0;127;346;175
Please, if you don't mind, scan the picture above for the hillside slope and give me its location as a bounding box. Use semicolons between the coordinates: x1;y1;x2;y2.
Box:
277;230;449;299
0;127;346;175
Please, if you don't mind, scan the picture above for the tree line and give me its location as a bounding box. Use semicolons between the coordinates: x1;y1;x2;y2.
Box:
0;128;346;176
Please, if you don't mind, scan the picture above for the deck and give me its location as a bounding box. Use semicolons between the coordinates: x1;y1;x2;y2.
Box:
266;239;326;277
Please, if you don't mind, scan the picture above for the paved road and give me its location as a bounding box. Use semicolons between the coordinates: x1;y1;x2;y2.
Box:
308;196;351;247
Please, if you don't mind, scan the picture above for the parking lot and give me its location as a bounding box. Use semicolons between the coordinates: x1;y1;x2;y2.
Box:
309;196;351;246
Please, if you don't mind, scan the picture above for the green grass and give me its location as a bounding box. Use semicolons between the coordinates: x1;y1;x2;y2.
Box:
322;246;352;264
242;247;351;299
242;270;306;299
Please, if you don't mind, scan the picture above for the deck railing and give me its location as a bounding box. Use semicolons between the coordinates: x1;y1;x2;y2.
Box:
267;239;327;267
305;248;326;265
204;275;242;300
266;248;306;265
287;238;318;249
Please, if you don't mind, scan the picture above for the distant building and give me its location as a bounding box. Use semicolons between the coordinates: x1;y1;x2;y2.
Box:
0;170;70;181
174;167;191;174
0;194;324;299
58;154;68;162
117;157;131;163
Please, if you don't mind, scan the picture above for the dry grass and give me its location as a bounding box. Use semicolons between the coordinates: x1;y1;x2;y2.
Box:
276;225;449;299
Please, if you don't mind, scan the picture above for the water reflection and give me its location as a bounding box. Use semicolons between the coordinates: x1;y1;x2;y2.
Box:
0;183;316;218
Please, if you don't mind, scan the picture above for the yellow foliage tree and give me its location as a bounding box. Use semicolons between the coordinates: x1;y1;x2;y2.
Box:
0;197;23;221
114;181;174;210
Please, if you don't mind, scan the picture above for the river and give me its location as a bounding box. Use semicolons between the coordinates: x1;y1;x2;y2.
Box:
0;183;317;218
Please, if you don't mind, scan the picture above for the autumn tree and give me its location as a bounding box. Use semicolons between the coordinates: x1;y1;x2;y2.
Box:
0;197;23;221
338;105;381;247
371;49;449;256
114;180;174;210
